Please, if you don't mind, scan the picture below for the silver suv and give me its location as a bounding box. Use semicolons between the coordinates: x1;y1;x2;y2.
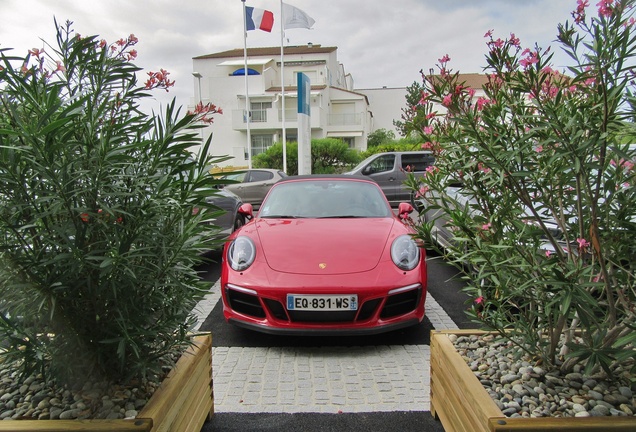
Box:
345;151;435;207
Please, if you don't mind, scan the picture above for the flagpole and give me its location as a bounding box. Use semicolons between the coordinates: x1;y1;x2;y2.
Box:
242;0;252;169
280;0;287;173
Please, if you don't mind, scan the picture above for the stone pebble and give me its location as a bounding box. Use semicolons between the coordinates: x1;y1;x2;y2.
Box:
453;334;636;418
0;358;169;421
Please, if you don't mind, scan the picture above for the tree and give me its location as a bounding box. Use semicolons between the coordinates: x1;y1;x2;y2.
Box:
367;128;396;147
393;80;428;138
253;139;361;174
0;20;224;385
406;0;636;376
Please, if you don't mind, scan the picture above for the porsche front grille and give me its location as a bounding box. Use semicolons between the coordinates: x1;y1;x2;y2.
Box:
227;289;266;318
380;289;421;319
227;287;421;323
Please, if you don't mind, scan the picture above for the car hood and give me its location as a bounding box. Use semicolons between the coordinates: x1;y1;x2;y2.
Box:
254;218;396;275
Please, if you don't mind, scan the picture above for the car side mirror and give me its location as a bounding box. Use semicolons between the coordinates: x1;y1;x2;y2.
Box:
238;203;254;220
398;202;414;221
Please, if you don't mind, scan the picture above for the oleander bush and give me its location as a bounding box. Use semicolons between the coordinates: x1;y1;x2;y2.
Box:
0;20;225;385
405;0;636;377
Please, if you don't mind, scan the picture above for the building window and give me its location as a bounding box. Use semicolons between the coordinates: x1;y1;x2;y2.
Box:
250;101;272;123
251;135;273;156
342;137;355;148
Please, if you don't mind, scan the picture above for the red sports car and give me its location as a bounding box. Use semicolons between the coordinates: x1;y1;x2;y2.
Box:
221;175;427;335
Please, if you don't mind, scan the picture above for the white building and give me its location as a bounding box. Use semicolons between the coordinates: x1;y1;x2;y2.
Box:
192;44;372;167
191;44;488;168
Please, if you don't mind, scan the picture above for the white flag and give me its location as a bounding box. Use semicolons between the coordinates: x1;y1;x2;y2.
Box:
282;3;315;29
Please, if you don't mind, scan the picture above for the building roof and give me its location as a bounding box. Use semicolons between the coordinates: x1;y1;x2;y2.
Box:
455;73;490;89
425;73;489;89
194;45;337;60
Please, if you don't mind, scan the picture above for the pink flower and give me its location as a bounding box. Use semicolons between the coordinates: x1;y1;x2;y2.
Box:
577;238;590;249
475;296;484;305
519;50;539;68
484;29;494;38
597;0;614;18
438;54;450;64
442;94;452;107
574;0;589;23
545;250;552;258
421;141;439;152
535;145;543;153
28;48;44;57
418;91;430;105
476;97;491;111
611;158;635;171
425;165;438;175
415;186;430;198
188;102;223;124
481;222;492;231
509;33;520;47
423;126;434;135
145;69;175;91
478;162;491;174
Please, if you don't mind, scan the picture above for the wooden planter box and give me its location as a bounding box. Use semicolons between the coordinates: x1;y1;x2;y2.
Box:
0;333;213;432
430;330;636;432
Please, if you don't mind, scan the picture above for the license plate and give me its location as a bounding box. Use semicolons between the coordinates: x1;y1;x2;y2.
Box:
286;294;358;311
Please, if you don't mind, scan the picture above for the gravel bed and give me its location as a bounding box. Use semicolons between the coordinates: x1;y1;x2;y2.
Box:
0;358;174;421
451;333;636;418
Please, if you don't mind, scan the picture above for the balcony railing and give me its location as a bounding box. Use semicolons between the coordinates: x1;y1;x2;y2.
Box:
328;113;362;126
232;107;332;131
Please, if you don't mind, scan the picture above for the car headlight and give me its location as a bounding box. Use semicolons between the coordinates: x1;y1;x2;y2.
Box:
391;235;420;271
227;236;256;271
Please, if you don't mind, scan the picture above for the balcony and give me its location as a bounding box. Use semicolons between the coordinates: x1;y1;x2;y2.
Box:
328;113;363;126
232;107;325;131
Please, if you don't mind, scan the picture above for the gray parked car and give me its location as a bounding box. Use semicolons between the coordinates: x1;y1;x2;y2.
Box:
205;188;246;244
345;151;435;207
420;182;567;257
219;169;287;209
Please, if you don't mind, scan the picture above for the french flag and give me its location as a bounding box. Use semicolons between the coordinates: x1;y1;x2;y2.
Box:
246;6;274;32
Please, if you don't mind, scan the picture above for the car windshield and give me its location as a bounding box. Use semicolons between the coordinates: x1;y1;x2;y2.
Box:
259;179;392;218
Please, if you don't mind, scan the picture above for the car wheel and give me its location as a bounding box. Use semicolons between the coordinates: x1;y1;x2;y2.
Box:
233;214;245;232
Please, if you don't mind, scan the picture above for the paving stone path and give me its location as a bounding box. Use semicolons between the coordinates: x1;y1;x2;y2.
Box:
192;279;457;414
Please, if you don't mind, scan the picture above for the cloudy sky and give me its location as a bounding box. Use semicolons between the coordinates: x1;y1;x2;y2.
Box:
2;0;578;114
